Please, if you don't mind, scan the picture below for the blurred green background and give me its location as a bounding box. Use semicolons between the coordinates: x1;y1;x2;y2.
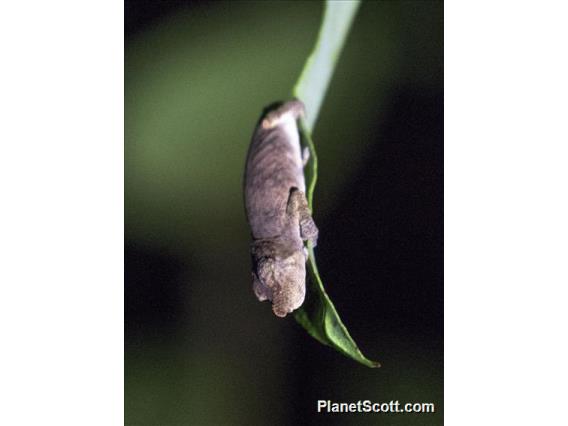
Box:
125;1;443;425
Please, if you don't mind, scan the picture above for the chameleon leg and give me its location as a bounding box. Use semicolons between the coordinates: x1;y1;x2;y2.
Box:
252;272;269;302
287;188;319;246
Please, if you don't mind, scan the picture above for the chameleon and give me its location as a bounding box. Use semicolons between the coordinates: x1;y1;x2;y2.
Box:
244;100;319;317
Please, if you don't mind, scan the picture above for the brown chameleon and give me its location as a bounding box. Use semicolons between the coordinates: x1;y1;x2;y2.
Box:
244;100;319;317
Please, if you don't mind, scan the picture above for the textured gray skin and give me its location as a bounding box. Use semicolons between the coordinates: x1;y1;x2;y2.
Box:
244;100;319;317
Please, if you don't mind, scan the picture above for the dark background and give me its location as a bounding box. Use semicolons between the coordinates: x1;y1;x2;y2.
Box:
125;1;443;425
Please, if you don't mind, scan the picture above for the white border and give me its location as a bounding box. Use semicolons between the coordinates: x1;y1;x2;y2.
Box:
0;1;123;425
445;1;568;424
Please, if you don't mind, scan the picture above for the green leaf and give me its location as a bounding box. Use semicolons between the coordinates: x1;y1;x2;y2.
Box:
292;0;380;368
293;0;361;132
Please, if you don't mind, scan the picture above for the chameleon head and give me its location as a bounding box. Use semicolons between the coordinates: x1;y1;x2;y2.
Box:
252;248;306;318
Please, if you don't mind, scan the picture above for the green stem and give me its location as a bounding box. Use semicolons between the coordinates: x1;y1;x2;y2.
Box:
293;0;361;132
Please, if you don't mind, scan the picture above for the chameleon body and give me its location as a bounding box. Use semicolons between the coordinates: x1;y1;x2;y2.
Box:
244;100;319;317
